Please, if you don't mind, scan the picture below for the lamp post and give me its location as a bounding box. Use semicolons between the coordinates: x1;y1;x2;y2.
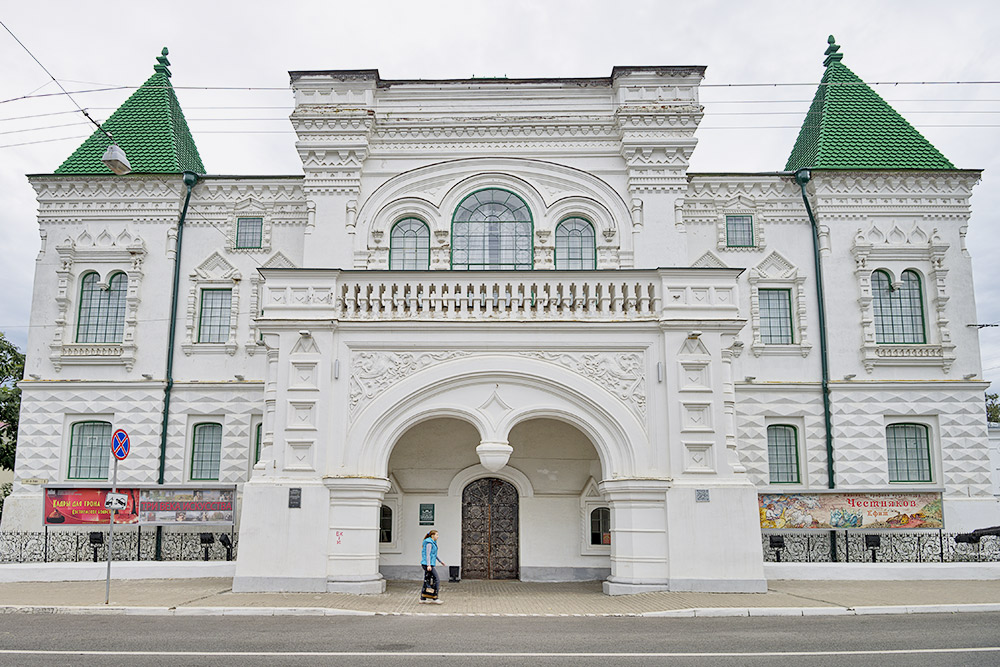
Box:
100;142;131;175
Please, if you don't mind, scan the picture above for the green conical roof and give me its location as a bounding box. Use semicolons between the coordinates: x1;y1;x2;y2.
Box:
55;48;205;175
785;36;954;171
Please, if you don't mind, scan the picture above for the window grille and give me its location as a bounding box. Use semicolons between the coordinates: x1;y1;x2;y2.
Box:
886;424;932;483
389;218;430;269
767;425;800;484
725;215;754;247
555;218;596;270
379;505;393;543
590;507;611;545
191;423;223;481
68;421;111;480
76;272;127;343
452;189;532;270
235;217;263;249
873;270;926;344
198;289;232;343
759;289;794;344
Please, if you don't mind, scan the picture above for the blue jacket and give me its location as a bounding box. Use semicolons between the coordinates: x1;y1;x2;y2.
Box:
421;537;439;567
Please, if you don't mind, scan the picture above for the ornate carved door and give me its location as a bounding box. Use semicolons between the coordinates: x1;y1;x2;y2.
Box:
461;478;519;579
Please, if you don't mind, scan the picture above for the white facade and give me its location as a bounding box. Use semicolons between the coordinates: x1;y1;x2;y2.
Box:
4;65;998;594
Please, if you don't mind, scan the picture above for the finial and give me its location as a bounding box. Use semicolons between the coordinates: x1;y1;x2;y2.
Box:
161;47;169;56
154;46;172;77
823;35;843;67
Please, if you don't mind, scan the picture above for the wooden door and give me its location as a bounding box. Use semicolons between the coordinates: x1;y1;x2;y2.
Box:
461;477;519;579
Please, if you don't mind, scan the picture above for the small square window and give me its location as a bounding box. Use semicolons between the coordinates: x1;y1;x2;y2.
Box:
726;215;754;247
235;217;263;249
759;289;793;344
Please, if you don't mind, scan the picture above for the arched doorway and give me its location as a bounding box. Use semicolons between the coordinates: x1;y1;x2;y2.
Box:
462;478;519;579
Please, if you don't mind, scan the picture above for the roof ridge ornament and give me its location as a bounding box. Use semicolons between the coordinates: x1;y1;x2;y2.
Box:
823;35;843;68
154;46;171;78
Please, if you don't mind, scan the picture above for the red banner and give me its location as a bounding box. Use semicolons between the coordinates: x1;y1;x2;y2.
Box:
44;488;140;525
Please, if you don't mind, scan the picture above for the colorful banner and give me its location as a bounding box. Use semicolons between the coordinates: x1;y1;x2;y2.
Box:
759;492;943;530
44;488;140;525
138;488;235;525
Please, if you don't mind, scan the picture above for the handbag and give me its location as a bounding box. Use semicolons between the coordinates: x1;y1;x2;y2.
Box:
422;570;437;596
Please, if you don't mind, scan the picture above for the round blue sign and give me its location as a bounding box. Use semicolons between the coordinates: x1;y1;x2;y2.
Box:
111;429;130;460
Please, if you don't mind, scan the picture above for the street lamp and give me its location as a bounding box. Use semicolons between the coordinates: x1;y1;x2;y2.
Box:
101;142;131;175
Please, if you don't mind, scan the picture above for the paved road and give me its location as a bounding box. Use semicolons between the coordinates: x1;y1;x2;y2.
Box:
0;612;997;666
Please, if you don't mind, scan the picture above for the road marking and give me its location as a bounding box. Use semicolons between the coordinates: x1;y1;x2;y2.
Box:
0;648;998;658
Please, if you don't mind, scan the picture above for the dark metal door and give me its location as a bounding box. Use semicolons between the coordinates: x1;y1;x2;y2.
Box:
461;478;519;579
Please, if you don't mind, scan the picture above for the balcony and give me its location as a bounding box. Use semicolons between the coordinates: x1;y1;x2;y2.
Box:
259;269;742;324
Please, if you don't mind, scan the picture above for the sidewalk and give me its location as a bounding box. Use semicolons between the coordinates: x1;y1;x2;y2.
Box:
2;578;1000;617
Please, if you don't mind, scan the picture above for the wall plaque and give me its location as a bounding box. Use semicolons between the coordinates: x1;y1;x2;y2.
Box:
419;503;435;525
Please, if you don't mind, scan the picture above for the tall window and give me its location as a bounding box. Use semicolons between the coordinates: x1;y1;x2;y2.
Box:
767;425;800;484
759;289;794;344
555;218;596;270
590;507;611;545
235;217;263;249
872;270;925;344
389;218;430;269
191;422;223;481
254;422;263;464
68;421;111;480
725;215;754;247
886;423;931;483
77;272;127;343
198;289;232;343
451;188;532;270
379;505;393;543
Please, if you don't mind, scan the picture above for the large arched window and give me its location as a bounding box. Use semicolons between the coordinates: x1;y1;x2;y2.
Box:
68;421;111;480
451;188;532;270
389;218;430;270
555;218;596;270
76;272;127;343
872;270;925;344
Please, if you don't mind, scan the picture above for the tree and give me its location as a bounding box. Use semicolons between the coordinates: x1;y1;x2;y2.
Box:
0;332;25;470
988;392;1000;424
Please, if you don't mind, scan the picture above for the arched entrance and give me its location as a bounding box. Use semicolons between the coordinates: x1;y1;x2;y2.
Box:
462;477;519;579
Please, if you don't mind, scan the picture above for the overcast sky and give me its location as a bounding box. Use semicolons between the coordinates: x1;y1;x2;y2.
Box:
1;0;998;390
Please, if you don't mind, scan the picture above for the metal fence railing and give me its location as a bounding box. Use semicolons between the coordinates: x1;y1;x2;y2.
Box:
762;531;1000;563
0;528;237;564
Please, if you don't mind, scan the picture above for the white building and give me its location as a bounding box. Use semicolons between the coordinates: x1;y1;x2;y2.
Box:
4;38;997;594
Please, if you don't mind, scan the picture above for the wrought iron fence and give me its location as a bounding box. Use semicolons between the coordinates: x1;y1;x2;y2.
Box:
762;531;1000;563
0;528;237;564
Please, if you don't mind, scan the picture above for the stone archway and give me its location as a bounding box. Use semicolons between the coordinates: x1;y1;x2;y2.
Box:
461;477;519;580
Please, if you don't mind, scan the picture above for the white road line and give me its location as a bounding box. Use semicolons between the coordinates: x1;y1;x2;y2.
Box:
0;648;998;658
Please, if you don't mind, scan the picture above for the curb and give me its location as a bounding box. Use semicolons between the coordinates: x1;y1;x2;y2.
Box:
0;603;999;618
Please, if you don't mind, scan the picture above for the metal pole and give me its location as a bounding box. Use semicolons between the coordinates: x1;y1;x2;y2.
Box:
105;458;118;605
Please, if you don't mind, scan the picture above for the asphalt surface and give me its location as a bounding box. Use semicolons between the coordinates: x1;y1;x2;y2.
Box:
0;612;998;666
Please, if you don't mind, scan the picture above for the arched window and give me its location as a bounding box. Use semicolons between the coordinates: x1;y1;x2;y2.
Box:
590;507;611;545
379;505;393;543
555;218;596;270
451;188;532;270
886;423;932;483
389;218;430;270
191;422;223;481
76;272;127;343
254;422;263;465
872;270;925;344
68;421;111;480
767;425;800;484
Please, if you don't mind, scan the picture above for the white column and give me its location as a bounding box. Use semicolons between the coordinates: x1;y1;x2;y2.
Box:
599;478;671;595
325;477;391;594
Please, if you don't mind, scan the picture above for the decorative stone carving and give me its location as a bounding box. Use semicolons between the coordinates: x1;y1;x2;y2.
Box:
182;252;241;356
518;351;646;420
349;351;471;417
747;251;811;358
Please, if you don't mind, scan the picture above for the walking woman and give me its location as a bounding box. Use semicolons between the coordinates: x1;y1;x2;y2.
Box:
419;530;446;604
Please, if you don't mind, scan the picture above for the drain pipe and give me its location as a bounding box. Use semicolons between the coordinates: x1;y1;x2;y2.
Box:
155;170;199;560
795;169;838;561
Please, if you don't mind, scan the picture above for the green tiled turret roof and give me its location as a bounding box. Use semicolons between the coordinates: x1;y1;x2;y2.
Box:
55;48;205;175
785;36;954;171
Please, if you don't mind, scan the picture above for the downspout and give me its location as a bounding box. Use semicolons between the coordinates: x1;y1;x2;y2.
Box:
155;170;199;560
795;168;838;560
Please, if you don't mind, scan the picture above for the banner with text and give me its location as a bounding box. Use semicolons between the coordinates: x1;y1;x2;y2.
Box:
759;492;943;530
138;488;235;525
44;488;140;525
